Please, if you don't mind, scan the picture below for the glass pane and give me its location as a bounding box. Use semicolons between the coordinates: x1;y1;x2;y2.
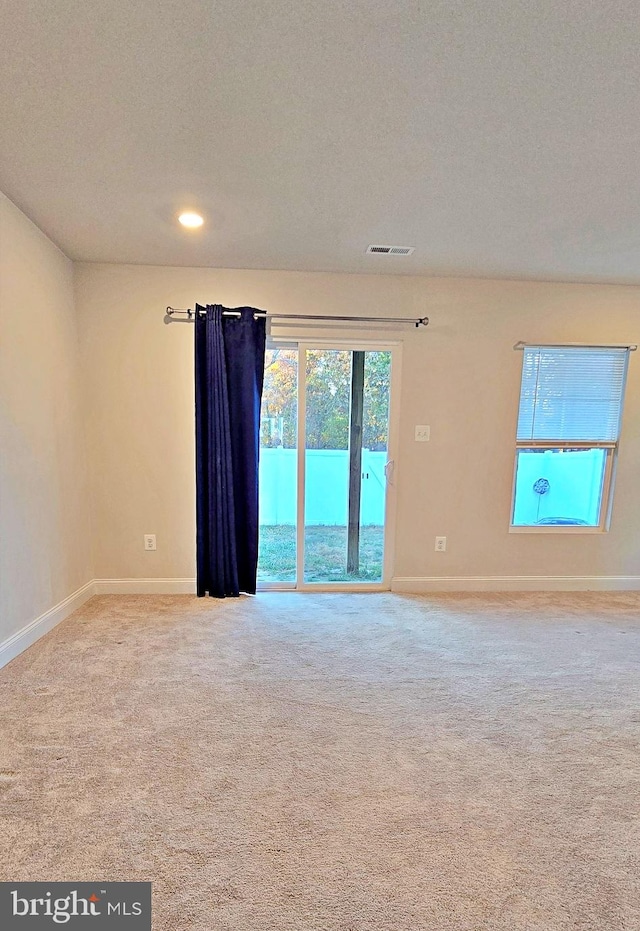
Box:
359;351;391;579
258;348;298;582
304;349;351;582
511;448;607;527
304;349;391;582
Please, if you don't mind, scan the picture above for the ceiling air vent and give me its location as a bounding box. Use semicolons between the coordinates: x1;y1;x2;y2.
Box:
366;245;415;255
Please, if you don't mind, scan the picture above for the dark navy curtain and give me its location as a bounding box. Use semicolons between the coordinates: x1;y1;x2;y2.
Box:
194;304;266;597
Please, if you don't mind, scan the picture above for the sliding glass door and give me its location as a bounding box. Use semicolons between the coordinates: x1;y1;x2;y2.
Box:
258;342;398;590
303;348;392;583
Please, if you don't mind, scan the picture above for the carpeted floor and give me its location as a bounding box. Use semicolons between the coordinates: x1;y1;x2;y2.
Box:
1;592;639;930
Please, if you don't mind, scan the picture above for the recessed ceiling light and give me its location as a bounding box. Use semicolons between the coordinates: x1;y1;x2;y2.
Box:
178;212;204;228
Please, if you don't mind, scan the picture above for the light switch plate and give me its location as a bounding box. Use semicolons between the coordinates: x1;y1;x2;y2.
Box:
415;425;430;442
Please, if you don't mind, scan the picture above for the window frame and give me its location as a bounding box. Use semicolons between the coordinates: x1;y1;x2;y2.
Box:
509;344;631;534
509;441;617;533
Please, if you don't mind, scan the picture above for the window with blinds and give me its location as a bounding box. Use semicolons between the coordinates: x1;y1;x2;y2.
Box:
511;345;631;531
516;347;629;443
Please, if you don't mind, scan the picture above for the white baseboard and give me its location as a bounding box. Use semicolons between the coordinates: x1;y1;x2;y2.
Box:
95;576;640;595
391;575;640;593
93;578;197;594
0;580;95;670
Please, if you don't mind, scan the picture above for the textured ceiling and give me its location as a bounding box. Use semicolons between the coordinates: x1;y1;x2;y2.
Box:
2;0;640;280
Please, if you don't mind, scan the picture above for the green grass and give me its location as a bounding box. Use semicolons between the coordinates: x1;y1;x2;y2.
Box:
258;524;384;583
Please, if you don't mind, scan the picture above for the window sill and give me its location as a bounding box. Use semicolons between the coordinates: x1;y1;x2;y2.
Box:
509;525;607;534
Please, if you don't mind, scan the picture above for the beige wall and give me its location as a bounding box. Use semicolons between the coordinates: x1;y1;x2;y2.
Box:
76;263;640;585
0;194;92;643
3;193;638;638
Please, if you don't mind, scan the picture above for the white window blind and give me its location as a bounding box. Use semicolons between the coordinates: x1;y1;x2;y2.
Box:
517;346;629;442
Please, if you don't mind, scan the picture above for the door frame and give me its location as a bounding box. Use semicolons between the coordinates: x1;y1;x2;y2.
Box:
259;338;402;592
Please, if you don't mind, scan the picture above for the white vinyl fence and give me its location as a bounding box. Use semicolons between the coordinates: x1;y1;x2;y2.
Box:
259;448;387;526
513;448;605;525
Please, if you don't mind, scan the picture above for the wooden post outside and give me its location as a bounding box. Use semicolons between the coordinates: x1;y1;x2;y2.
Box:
347;351;365;574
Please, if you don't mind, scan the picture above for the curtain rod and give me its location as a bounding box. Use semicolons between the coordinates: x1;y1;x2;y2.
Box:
164;307;429;328
514;341;637;351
